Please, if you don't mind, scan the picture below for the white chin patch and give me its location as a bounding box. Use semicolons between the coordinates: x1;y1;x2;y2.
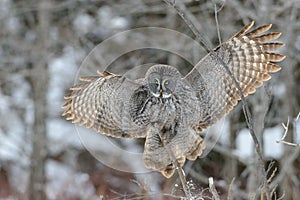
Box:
151;92;172;98
162;93;172;98
152;92;161;98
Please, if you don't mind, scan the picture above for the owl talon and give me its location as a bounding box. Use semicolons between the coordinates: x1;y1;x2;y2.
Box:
161;163;175;178
177;156;186;167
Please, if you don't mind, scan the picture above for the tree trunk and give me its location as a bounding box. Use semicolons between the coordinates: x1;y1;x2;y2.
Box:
28;1;50;199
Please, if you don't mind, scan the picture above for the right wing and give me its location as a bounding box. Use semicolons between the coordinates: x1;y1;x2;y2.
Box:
62;71;148;138
185;21;285;131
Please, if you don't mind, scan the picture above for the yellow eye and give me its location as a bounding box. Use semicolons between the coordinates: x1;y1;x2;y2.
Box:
164;80;169;85
155;80;159;85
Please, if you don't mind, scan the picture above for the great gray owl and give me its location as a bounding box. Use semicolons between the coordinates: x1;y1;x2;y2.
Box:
62;21;285;178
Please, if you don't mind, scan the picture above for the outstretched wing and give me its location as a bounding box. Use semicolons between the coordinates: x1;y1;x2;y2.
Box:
62;71;148;138
185;21;285;131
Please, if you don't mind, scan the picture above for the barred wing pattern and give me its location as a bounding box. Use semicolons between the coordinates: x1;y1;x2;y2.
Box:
185;21;285;131
62;71;148;138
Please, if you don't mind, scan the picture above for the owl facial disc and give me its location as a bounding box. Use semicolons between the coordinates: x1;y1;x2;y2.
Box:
150;78;172;98
146;64;182;99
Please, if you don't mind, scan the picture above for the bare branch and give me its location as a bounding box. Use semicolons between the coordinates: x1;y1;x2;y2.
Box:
156;128;192;198
296;111;300;121
209;177;220;200
227;177;235;200
163;0;212;51
276;112;300;147
214;1;226;45
277;117;290;142
175;163;192;198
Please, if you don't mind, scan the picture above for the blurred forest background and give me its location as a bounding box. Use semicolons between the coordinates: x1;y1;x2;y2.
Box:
0;0;300;199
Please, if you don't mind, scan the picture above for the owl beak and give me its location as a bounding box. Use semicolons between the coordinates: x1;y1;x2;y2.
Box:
159;88;163;94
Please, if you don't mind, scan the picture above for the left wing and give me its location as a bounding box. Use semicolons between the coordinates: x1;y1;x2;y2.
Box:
62;71;148;138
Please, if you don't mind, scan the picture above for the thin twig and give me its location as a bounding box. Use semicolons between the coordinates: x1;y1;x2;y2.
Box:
263;162;278;199
214;1;226;45
209;177;220;200
227;177;235;200
260;186;266;200
175;164;192;198
163;0;211;52
214;4;221;45
156;130;192;198
296;111;300;121
266;162;277;185
277;117;290;142
166;147;192;198
270;186;278;199
276;112;300;146
267;168;278;198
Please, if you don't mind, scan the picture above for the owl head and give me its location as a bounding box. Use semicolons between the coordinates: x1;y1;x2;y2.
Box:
145;64;182;98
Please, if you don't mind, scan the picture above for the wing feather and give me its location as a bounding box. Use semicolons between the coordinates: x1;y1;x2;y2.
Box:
185;21;285;131
62;73;148;138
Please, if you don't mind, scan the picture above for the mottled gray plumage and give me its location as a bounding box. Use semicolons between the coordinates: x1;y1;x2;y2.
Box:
62;22;285;178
